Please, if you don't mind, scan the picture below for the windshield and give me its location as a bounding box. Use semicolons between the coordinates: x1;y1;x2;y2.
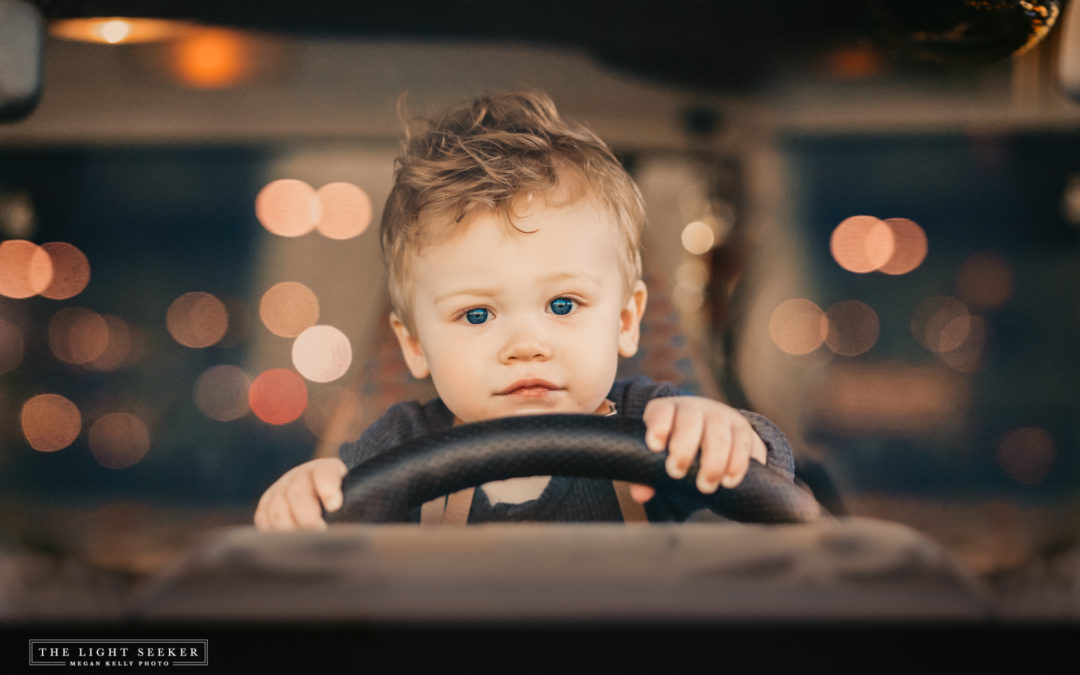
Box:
2;0;1078;649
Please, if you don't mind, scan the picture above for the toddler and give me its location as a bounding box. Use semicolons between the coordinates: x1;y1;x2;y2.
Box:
255;91;795;529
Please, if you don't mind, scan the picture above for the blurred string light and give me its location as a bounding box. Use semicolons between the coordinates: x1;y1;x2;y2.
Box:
911;296;972;353
305;386;365;444
0;240;53;298
680;221;716;255
316;183;373;240
256;179;320;238
672;259;709;314
91;315;144;371
956;251;1013;310
256;180;373;240
768;299;829;355
0;190;36;238
166;291;228;348
50;17;191;44
0;317;24;374
292;325;353;383
194;365;252;422
829;215;927;275
88;413;150;469
39;242;91;300
171;28;252;88
770;298;881;358
877;218;928;275
249;368;307;425
260;281;319;338
940;315;988;373
824;300;880;357
49;307;109;365
21;394;81;452
910;295;990;372
997;427;1056;486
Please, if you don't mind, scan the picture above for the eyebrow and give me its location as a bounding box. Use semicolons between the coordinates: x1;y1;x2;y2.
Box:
432;272;602;305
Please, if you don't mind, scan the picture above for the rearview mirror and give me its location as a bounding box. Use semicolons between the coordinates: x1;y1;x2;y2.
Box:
0;0;45;123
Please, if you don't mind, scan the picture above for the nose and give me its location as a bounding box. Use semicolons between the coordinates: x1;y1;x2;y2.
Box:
499;322;552;363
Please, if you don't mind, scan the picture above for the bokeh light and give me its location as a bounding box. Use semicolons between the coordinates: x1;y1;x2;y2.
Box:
675;259;710;289
49;307;109;365
249;368;308;425
86;315;143;371
680;221;716;255
878;218;928;275
292;325;353;383
0;318;24;374
51;17;185;44
99;19;132;44
940;315;989;373
912;296;971;353
825;300;880;356
0;240;53;299
194;365;251;422
957;251;1013;310
40;242;91;300
830;215;894;274
173;28;251;88
305;386;365;444
166;292;228;348
259;281;319;338
255;179;320;238
769;299;829;355
21;394;81;452
89;413;150;469
316;183;372;240
997;427;1056;486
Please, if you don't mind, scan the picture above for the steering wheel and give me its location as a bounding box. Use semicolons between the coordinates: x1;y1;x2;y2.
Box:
328;414;823;525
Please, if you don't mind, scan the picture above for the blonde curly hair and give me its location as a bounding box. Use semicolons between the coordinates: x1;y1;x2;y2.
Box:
381;91;646;331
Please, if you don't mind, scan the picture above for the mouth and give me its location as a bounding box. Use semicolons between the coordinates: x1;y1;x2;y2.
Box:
497;378;562;398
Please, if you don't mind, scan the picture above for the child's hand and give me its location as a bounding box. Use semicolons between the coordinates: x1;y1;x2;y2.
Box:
254;457;347;531
629;396;768;504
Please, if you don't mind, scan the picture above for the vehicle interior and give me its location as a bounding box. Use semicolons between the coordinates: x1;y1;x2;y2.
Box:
2;0;1079;665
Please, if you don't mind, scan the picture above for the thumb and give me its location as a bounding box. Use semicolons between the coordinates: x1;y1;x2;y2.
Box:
315;460;347;512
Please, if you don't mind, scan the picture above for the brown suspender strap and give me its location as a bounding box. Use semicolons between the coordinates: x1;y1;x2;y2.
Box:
420;488;475;525
442;487;474;525
612;480;648;524
419;495;446;525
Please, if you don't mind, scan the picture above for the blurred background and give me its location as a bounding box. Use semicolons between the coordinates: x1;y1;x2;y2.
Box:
2;0;1080;614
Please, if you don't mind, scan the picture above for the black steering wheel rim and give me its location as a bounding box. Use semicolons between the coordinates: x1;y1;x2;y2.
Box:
330;414;823;524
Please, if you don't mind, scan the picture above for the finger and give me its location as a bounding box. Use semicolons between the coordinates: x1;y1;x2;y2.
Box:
629;483;655;503
749;430;768;465
665;403;704;480
642;398;676;452
254;493;270;530
721;424;754;489
313;459;347;512
696;415;733;494
286;477;328;531
266;492;299;531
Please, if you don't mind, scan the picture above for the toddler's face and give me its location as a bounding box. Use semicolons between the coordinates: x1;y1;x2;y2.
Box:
391;189;646;424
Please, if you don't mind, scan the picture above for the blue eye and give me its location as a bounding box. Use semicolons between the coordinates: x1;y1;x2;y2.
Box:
465;308;489;324
549;298;574;315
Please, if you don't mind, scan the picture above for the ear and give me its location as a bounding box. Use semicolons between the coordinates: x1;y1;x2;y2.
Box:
389;312;430;379
618;280;648;358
